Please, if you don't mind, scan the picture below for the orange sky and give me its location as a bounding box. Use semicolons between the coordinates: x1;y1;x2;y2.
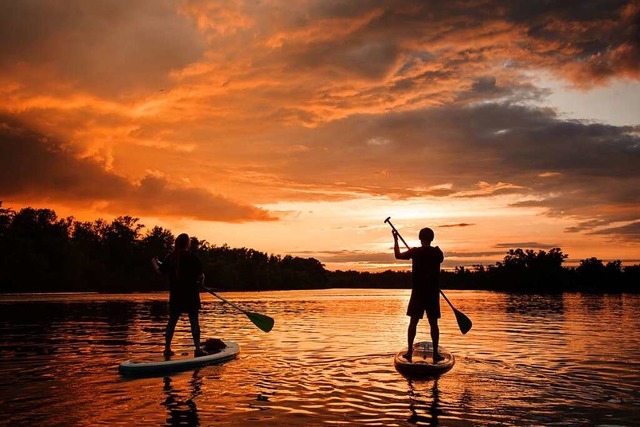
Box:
1;1;639;270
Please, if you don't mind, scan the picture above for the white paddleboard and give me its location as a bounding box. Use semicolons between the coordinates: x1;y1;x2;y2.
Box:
119;341;239;376
394;341;454;377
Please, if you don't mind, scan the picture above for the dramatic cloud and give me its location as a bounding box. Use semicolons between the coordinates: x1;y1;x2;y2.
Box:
168;0;639;126
253;103;640;237
1;0;639;264
0;0;206;96
0;117;274;222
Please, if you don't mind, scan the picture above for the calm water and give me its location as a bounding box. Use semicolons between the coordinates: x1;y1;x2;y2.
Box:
0;290;639;426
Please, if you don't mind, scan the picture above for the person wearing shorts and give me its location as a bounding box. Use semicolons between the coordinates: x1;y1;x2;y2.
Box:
393;227;444;363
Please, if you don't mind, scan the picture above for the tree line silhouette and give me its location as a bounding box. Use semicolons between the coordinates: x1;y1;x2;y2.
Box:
1;204;637;293
0;204;325;292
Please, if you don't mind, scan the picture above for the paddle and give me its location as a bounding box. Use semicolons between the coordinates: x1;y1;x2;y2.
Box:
202;286;275;333
384;217;473;335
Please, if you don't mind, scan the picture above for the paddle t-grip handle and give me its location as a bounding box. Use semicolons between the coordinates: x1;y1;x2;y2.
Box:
384;217;411;250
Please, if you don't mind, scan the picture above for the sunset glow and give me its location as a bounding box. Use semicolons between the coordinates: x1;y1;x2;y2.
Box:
2;1;639;270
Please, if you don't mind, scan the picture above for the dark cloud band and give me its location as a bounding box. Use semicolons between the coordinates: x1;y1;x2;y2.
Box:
0;117;274;222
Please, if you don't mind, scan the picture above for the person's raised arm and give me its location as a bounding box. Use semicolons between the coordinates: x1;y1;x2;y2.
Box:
393;230;411;260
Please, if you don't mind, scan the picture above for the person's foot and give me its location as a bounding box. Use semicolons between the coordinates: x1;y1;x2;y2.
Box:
194;348;208;357
433;353;445;363
402;352;413;362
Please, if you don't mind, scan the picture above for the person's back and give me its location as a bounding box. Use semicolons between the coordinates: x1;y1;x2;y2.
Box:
162;250;202;312
152;233;205;357
410;245;444;294
393;227;445;363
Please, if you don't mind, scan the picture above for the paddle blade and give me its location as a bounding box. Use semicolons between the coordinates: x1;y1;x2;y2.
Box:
246;311;275;333
454;309;473;334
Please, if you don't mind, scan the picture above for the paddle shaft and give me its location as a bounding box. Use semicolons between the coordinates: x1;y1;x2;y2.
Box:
385;218;411;250
203;286;246;314
202;286;275;332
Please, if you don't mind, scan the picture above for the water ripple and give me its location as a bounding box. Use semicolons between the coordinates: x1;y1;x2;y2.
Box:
0;291;639;426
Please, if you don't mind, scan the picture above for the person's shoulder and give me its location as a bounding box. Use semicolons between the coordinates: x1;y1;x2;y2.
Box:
408;246;420;256
409;246;429;259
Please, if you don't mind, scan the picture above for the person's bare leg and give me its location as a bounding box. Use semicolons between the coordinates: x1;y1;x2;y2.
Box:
404;316;420;361
188;311;204;356
165;312;180;356
429;316;444;363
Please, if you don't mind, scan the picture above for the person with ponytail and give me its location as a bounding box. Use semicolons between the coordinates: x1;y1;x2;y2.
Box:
152;233;206;357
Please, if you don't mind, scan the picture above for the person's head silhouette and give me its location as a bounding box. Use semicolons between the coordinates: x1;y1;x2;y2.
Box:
175;233;190;251
419;228;434;246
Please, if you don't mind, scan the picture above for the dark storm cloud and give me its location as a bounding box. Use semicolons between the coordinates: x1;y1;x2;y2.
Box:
0;117;274;222
0;0;206;95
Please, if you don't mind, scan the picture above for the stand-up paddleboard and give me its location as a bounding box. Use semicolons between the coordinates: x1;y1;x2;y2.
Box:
394;341;454;377
119;341;239;376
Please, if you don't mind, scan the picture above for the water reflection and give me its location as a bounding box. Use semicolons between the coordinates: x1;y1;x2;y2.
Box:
0;290;639;426
505;293;565;317
162;373;203;427
577;293;626;313
407;379;440;426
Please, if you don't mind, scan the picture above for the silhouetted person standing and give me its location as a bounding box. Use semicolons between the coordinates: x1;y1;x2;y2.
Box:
393;227;444;363
152;233;206;357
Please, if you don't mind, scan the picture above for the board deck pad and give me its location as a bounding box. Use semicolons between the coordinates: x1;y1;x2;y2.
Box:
119;341;239;376
394;341;455;377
